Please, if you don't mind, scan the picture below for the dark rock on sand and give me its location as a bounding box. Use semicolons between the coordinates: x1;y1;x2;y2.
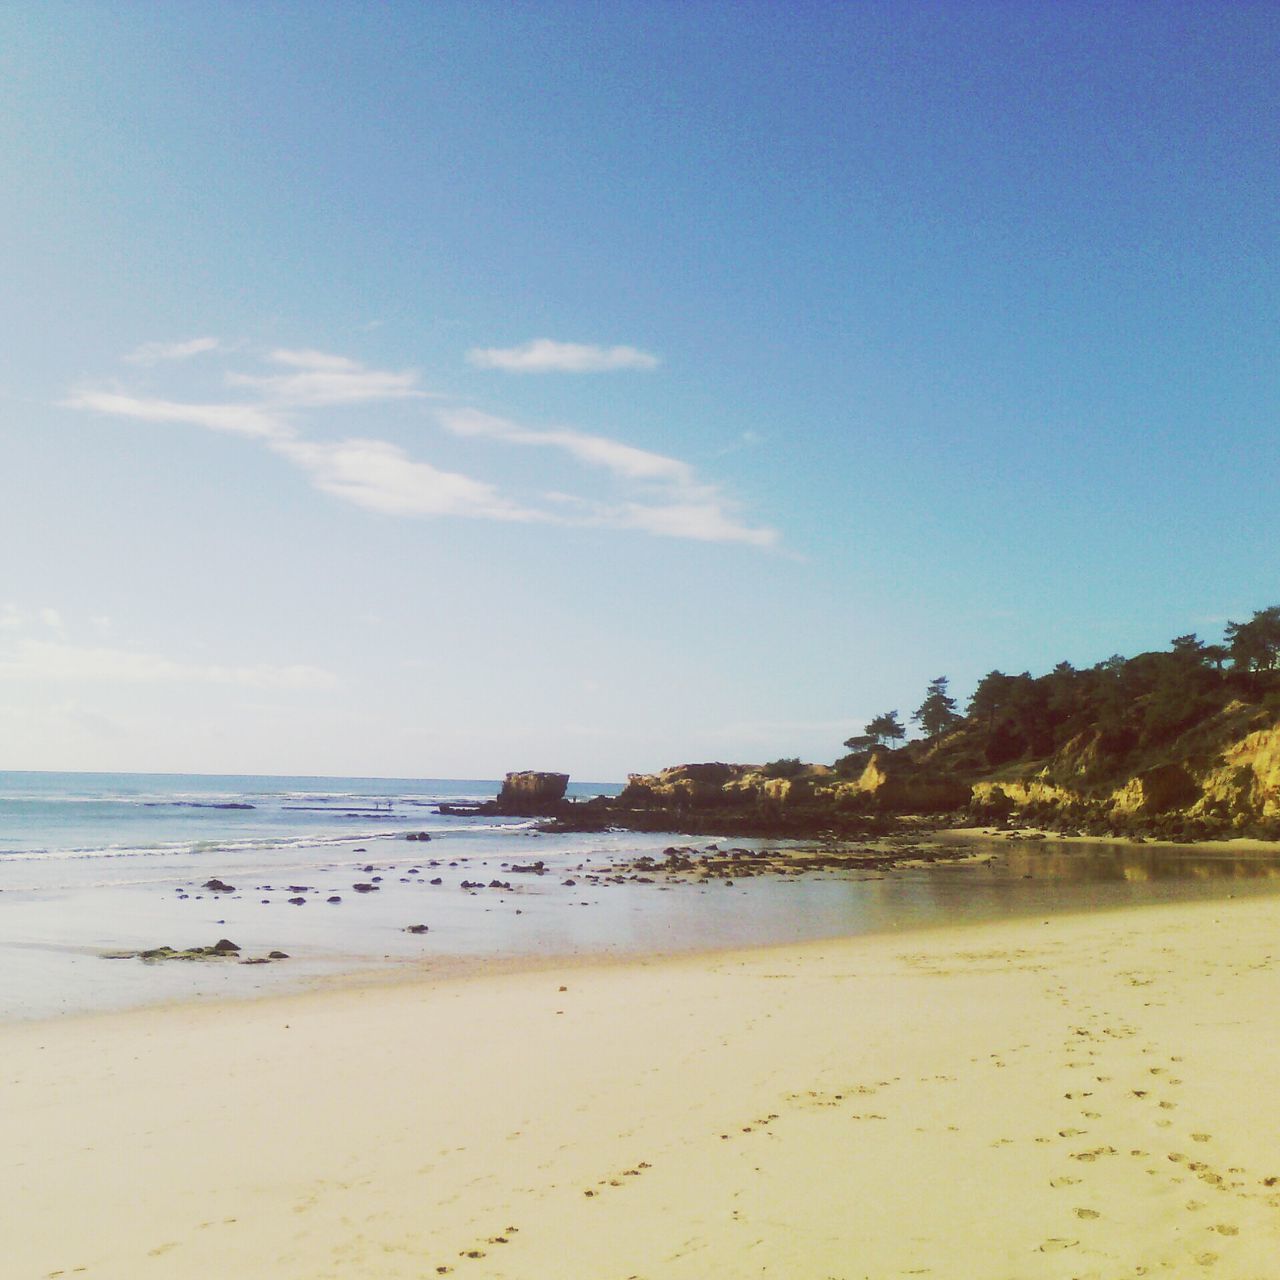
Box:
203;879;235;892
352;883;379;893
403;924;430;934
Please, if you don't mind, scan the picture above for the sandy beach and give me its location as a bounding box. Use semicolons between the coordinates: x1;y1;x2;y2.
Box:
6;891;1280;1279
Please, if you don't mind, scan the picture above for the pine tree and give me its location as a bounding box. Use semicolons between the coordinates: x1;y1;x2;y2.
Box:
912;676;960;739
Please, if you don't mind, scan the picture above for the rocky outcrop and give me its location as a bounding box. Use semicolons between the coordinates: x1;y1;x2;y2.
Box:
964;717;1280;836
851;750;973;813
619;763;748;809
1192;725;1280;822
1110;764;1201;817
496;771;570;814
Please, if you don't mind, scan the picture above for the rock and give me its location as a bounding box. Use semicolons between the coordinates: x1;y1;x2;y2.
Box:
352;883;379;893
403;924;430;934
288;896;307;905
496;771;570;814
406;831;432;841
203;879;235;892
327;895;342;903
429;877;442;885
1111;763;1202;816
211;938;240;953
268;950;289;959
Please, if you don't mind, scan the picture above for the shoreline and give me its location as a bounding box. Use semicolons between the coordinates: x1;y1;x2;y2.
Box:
6;891;1280;1277
937;823;1280;855
9;824;1280;1026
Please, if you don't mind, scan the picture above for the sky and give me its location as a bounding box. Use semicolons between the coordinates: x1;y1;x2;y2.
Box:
1;2;1277;780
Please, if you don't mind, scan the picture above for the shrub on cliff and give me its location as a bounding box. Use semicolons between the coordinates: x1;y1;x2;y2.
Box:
761;757;806;779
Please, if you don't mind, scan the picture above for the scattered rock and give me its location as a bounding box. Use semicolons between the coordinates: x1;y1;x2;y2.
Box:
203;879;235;892
352;883;379;893
404;924;430;934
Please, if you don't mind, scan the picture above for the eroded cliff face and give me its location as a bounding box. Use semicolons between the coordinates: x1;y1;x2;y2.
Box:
973;718;1280;833
1192;725;1280;820
619;754;967;817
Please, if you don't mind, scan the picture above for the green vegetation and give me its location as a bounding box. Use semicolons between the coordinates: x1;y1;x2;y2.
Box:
848;607;1280;792
761;757;806;779
862;711;906;749
913;676;960;739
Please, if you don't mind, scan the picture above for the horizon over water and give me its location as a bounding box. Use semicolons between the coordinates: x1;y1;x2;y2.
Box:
0;769;623;862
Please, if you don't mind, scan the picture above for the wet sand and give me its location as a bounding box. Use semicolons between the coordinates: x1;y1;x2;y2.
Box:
5;890;1280;1277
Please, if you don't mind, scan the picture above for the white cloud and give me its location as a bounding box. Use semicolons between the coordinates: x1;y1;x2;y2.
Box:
439;409;693;484
63;390;289;440
227;348;426;407
124;337;221;365
611;500;777;547
438;408;777;547
272;437;539;522
0;637;338;690
62;340;777;549
467;338;660;373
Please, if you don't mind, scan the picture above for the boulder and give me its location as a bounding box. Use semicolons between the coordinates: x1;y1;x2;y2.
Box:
497;771;570;813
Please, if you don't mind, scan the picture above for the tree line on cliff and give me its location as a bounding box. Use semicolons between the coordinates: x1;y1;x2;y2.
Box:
837;606;1280;784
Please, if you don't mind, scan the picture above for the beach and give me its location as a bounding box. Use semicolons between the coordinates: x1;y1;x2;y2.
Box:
6;889;1280;1278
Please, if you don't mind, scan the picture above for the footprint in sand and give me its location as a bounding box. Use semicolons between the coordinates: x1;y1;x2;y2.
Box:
1074;1208;1101;1219
1211;1224;1238;1235
1038;1238;1079;1252
1194;1252;1219;1266
1192;1133;1212;1143
1050;1176;1081;1188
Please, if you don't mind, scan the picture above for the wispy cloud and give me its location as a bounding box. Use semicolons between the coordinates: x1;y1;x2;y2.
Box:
63;340;776;548
467;338;660;373
124;337;221;365
272;437;538;521
64;390;289;440
227;348;426;407
439;408;776;547
439;409;692;484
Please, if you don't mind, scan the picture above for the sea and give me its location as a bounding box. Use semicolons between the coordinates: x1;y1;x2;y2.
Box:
4;770;1280;1022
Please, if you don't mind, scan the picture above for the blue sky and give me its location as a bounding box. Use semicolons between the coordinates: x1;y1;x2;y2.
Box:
1;2;1276;778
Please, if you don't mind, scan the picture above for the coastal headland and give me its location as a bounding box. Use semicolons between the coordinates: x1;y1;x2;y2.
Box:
7;889;1280;1278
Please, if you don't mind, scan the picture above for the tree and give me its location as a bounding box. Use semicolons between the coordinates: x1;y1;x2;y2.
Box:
761;757;805;779
864;711;906;749
912;676;960;740
1225;607;1280;673
841;733;878;753
967;670;1013;731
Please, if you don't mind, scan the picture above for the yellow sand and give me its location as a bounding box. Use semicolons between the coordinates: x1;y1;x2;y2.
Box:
6;894;1280;1279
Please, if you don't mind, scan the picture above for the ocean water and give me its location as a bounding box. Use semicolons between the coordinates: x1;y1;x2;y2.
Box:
0;770;619;862
4;771;1280;1022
